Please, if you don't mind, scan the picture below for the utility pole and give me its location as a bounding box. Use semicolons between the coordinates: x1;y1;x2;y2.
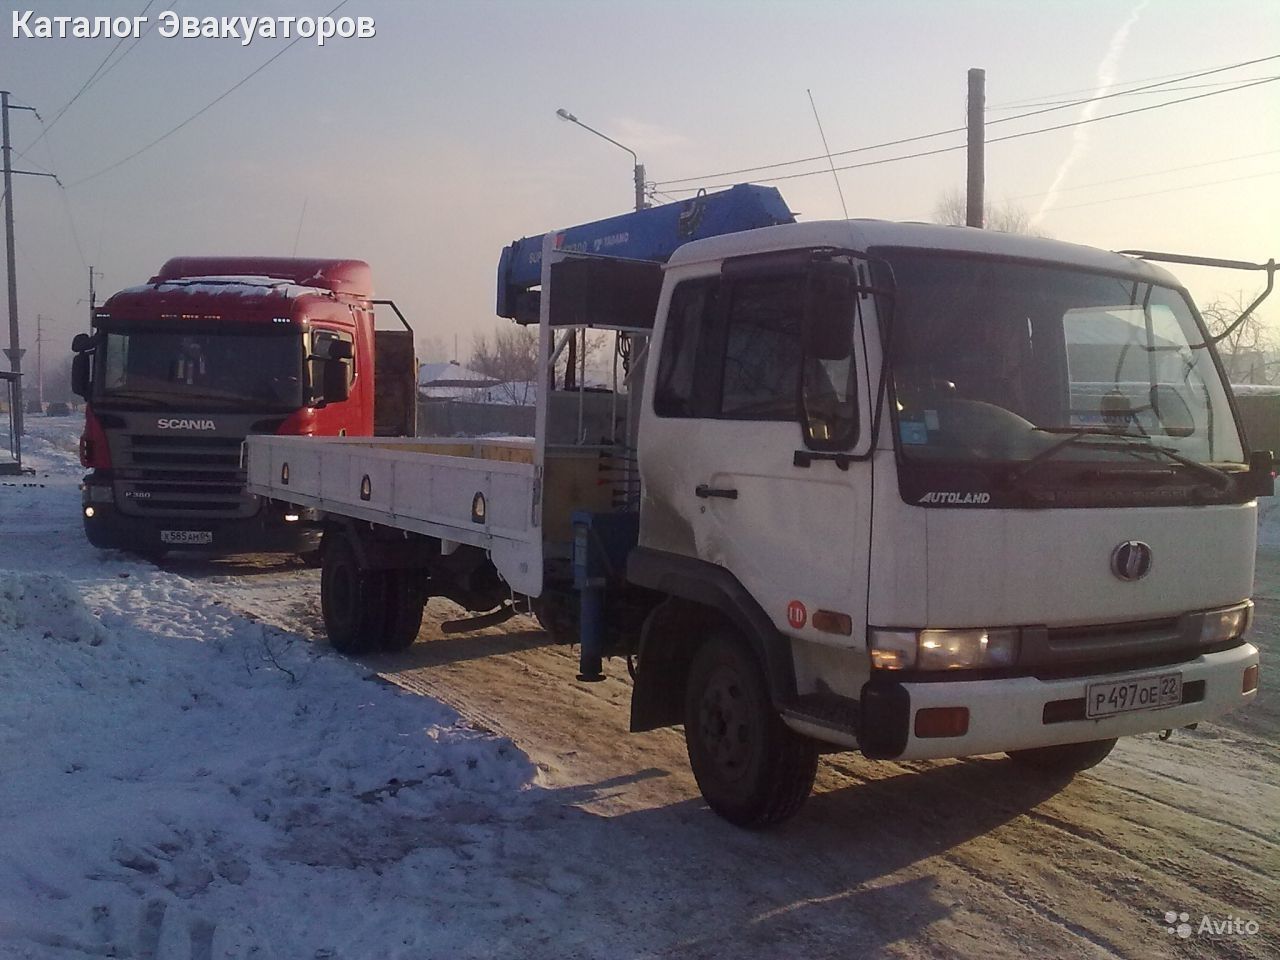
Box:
966;68;986;228
1;90;55;438
633;162;646;213
34;313;44;406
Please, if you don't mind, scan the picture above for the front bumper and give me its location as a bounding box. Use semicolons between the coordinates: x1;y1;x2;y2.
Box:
858;642;1259;760
81;489;320;557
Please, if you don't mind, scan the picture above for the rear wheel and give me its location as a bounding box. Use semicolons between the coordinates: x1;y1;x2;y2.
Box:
320;536;386;655
381;570;426;652
684;634;819;827
1006;738;1117;774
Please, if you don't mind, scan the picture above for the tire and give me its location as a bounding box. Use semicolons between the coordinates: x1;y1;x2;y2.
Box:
1006;737;1117;775
381;570;426;652
320;536;386;655
298;549;323;569
683;633;819;827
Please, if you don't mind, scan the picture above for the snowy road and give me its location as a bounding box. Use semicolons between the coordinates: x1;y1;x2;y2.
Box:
3;419;1276;959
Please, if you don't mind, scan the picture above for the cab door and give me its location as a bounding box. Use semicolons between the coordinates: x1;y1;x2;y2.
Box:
639;257;877;652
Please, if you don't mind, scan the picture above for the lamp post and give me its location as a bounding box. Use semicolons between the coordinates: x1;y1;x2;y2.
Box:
555;108;646;212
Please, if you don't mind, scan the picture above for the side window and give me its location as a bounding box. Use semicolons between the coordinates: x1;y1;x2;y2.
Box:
309;329;354;400
719;276;804;421
654;279;716;418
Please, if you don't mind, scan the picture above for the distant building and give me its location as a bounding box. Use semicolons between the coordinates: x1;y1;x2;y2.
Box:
417;361;536;406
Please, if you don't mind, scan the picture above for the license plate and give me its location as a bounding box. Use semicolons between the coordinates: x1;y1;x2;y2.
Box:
1086;672;1182;719
160;530;213;545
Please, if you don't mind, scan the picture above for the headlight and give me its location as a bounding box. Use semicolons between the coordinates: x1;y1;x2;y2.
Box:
919;628;1019;670
869;627;1020;671
1199;602;1252;645
869;630;918;670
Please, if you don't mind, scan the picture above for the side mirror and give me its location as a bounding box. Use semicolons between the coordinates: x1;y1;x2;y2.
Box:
1150;384;1195;438
326;339;353;361
71;352;91;400
1247;449;1274;498
802;261;855;360
322;358;350;403
71;332;93;353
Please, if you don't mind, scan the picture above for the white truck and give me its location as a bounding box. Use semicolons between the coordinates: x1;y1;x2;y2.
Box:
245;189;1271;826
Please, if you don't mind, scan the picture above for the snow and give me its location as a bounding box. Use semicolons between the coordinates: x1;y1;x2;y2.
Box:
3;418;1276;959
0;420;537;959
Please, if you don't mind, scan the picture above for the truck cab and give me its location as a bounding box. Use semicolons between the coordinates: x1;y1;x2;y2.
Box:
72;257;415;558
626;220;1264;823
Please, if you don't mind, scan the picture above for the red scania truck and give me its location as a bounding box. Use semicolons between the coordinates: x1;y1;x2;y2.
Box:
71;257;416;558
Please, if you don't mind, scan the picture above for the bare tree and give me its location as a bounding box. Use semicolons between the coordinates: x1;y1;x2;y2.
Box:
1201;292;1275;385
470;326;537;404
932;188;1045;236
470;324;612;404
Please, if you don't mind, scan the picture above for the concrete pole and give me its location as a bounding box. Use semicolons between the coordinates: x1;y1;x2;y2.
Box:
1;90;24;436
966;68;986;229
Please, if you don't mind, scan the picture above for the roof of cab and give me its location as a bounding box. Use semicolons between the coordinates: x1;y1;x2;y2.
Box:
665;219;1181;287
150;257;372;297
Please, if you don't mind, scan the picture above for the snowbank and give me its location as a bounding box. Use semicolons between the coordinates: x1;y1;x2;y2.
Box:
0;419;539;959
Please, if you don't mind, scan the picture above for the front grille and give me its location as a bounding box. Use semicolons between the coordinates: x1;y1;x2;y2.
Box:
113;432;257;518
1047;616;1181;646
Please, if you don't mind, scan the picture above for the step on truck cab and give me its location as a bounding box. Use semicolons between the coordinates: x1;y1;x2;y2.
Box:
244;190;1270;827
72;257;416;558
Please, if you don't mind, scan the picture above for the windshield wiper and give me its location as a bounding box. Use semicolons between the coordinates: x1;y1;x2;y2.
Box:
1006;427;1231;491
98;391;169;408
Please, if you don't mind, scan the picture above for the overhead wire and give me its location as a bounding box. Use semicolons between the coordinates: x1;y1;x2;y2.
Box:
19;0;159;157
987;53;1276;108
656;53;1280;188
1005;149;1280;201
988;76;1278;111
67;0;350;188
1047;169;1280;212
661;75;1280;193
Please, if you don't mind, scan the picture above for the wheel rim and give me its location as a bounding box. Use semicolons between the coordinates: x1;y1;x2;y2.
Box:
697;663;754;783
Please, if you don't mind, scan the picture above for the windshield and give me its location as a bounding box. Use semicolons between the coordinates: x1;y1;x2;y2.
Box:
884;251;1244;468
96;326;304;412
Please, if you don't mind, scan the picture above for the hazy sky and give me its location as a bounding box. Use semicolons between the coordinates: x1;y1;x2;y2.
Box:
1;0;1277;370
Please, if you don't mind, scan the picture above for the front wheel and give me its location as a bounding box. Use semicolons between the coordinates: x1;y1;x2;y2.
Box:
1006;738;1117;775
684;634;819;828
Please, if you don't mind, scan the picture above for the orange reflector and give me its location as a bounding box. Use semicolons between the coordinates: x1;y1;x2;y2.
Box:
812;610;853;636
914;707;970;739
1243;664;1259;694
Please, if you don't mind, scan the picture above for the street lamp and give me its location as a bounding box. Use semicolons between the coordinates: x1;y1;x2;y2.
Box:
555;108;646;212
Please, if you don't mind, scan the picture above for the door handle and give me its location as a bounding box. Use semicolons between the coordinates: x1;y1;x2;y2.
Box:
695;484;739;500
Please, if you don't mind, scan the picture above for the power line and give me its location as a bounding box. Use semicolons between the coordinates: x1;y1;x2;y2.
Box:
1005;149;1280;201
91;0;175;87
657;53;1280;187
1047;169;1280;212
20;0;158;155
989;76;1278;111
663;75;1280;193
68;0;350;189
988;53;1277;108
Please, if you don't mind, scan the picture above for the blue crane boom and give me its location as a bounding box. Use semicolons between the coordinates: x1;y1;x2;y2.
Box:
496;184;795;321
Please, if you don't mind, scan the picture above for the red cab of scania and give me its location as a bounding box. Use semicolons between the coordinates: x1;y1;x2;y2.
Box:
72;257;415;558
